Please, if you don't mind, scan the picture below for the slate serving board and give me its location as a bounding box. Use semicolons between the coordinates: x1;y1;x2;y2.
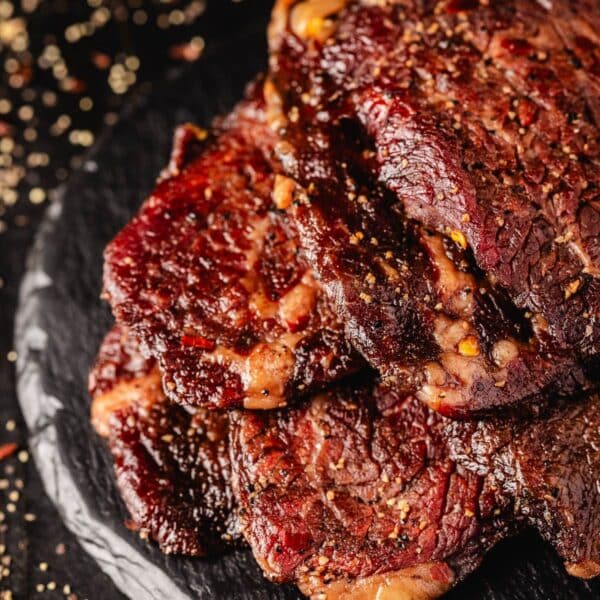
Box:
13;14;600;600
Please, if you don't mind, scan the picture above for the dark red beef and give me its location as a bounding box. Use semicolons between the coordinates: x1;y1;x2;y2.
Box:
231;381;600;595
90;328;600;591
230;382;514;597
449;392;600;580
108;394;238;556
88;323;155;397
89;326;239;555
102;95;362;410
267;0;599;415
278;132;588;415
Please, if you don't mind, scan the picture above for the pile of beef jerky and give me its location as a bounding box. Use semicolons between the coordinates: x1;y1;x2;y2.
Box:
89;1;600;597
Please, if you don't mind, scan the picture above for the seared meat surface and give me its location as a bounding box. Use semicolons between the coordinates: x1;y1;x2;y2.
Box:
230;382;511;596
88;3;600;593
449;393;600;580
89;330;600;593
89;325;239;555
231;382;600;596
267;0;599;415
88;323;155;397
103;95;363;410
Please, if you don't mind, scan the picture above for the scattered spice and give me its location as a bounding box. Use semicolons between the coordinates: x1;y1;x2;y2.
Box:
0;444;17;462
449;230;468;249
564;278;581;299
458;335;480;357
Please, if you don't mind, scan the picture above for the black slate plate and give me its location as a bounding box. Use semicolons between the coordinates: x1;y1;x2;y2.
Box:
14;10;600;600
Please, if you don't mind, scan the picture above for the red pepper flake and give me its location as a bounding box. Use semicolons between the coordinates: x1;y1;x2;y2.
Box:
61;77;87;94
13;65;33;86
0;443;18;461
91;51;111;70
0;121;14;137
285;314;310;333
181;334;216;350
517;98;537;127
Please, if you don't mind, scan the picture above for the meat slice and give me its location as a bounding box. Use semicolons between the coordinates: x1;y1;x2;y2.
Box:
266;0;599;415
90;327;599;593
89;325;238;555
274;161;587;416
231;382;600;597
103;93;362;410
230;382;514;597
449;392;600;580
